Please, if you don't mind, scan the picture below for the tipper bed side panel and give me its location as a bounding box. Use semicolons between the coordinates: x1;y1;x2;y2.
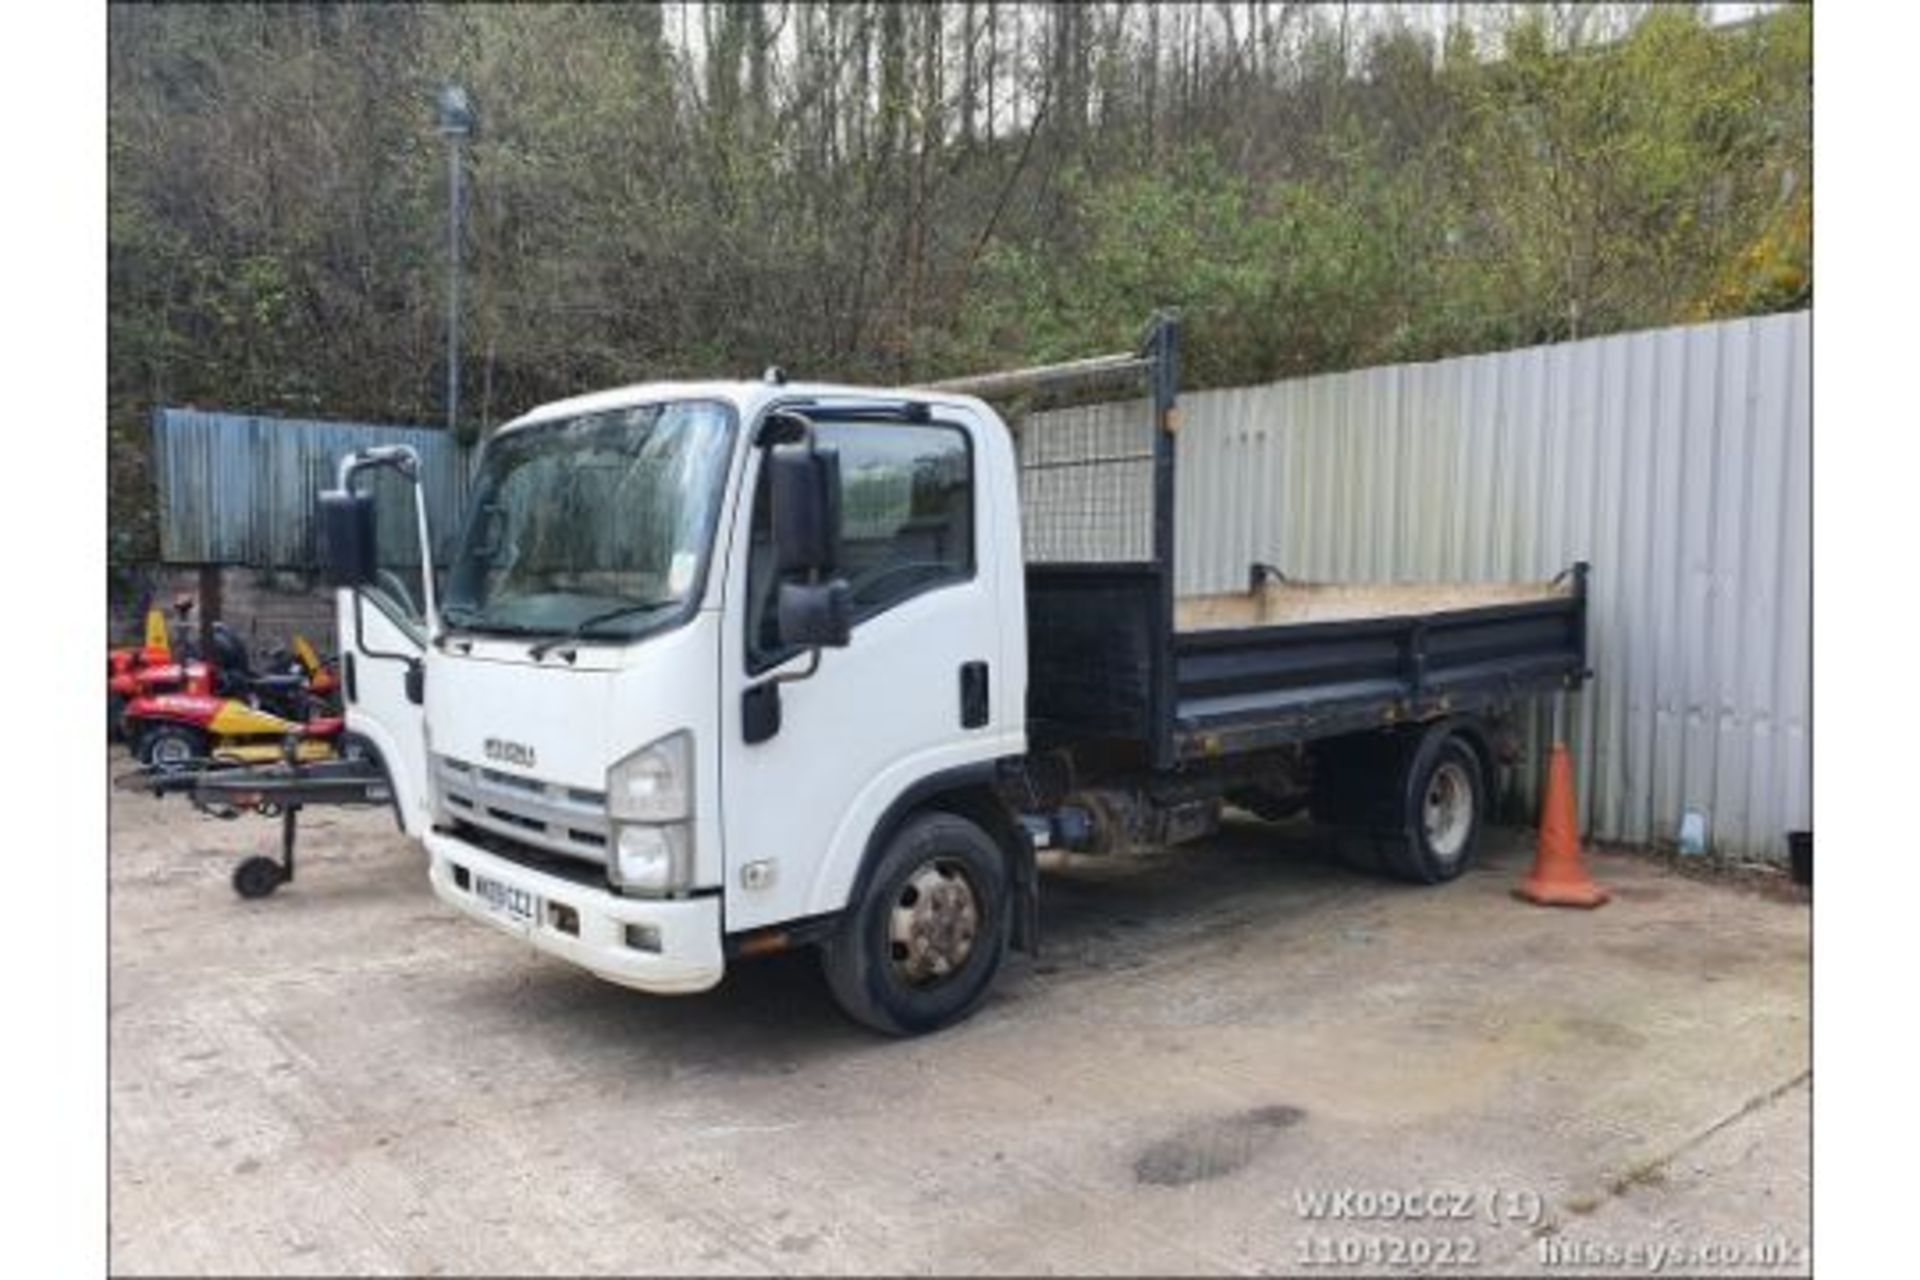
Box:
1170;591;1588;757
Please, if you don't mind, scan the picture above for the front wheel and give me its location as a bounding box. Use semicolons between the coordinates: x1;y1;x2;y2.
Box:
232;855;286;900
136;723;207;773
820;811;1011;1037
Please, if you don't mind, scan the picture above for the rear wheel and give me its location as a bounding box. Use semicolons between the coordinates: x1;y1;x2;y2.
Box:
1390;736;1485;884
821;811;1010;1037
108;693;126;742
136;723;207;773
1312;725;1487;884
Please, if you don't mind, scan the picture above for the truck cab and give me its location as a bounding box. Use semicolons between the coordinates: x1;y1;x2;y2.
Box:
326;380;1033;1033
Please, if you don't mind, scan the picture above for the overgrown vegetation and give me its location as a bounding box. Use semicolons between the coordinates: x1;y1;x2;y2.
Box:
108;3;1810;565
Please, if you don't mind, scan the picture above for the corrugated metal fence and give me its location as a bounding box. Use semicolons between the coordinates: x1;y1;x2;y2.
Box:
1172;311;1810;861
152;409;471;567
150;315;1808;859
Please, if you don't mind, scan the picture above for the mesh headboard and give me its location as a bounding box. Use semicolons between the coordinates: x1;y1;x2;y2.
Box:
1012;392;1156;564
922;317;1176;567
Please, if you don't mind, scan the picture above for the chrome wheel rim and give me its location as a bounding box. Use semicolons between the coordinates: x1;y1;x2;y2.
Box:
1423;760;1473;860
888;859;980;986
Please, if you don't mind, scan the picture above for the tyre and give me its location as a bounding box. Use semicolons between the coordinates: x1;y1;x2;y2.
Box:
232;855;286;900
1311;726;1487;884
108;693;126;743
1309;732;1403;878
1384;732;1486;884
136;723;207;773
820;811;1011;1037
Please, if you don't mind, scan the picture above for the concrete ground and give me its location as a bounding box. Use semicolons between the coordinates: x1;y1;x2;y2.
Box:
109;750;1809;1276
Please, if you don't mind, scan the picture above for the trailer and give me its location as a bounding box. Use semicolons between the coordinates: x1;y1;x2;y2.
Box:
118;749;393;898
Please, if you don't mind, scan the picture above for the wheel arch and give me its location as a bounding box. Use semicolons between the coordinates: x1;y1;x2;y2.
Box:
1393;714;1498;811
1310;713;1498;825
838;761;1037;955
1433;714;1499;793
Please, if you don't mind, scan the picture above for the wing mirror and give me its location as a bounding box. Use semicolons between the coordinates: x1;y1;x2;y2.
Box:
769;442;842;576
777;579;851;648
318;489;378;588
767;431;851;650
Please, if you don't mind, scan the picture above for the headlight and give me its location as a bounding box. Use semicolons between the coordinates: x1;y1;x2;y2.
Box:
611;823;693;895
606;732;693;895
607;731;691;823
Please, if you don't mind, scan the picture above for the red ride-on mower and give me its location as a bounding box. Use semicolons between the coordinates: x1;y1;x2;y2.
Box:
123;622;346;774
111;596;340;745
107;596;204;738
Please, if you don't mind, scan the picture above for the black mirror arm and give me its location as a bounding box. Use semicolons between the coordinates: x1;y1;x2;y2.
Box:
755;407;819;451
339;444;422;486
765;647;823;687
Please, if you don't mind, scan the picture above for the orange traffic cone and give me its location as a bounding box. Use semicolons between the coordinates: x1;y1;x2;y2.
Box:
1514;741;1609;908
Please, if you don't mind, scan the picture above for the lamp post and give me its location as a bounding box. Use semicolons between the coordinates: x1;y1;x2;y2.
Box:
437;84;475;437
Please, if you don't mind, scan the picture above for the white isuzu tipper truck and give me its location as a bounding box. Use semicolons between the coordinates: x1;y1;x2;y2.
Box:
320;314;1588;1035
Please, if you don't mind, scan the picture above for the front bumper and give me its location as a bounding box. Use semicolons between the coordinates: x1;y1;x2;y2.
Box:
426;829;725;994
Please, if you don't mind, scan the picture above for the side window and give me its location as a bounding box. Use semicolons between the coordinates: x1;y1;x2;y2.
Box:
747;421;974;670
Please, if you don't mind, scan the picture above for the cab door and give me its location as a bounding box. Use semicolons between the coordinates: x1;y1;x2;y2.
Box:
330;447;437;836
719;412;1012;932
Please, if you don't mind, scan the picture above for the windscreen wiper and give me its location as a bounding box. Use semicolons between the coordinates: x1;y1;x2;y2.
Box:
440;606;546;638
527;598;677;660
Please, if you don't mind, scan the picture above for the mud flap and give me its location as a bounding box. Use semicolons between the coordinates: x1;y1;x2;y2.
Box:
1008;823;1041;957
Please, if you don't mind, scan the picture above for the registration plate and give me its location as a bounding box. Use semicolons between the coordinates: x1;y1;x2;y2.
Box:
473;873;538;932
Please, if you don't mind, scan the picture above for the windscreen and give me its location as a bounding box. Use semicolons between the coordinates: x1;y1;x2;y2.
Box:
443;399;736;641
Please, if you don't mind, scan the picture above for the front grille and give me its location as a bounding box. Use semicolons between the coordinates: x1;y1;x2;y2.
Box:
433;754;610;865
449;818;609;889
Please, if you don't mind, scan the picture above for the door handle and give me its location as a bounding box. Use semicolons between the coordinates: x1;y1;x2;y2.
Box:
960;661;989;728
742;682;781;744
